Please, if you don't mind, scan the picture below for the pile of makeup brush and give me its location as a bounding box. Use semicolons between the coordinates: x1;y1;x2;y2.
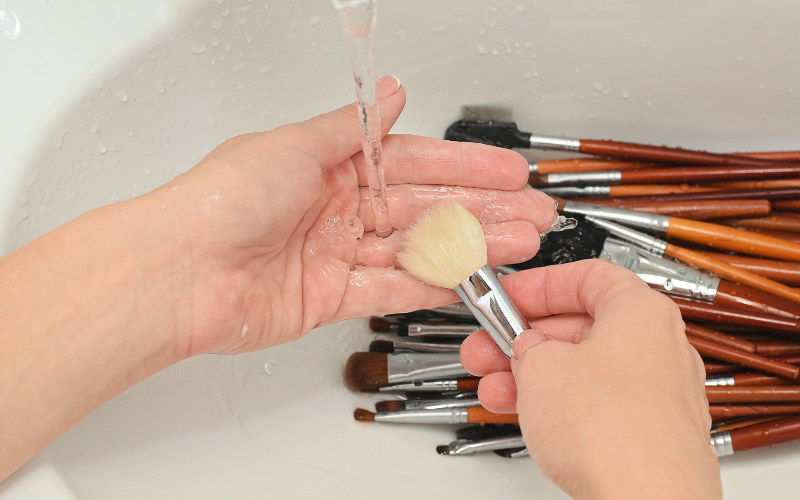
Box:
345;105;800;459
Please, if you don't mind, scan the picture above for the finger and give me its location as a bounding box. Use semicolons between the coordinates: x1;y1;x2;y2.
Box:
499;259;657;319
358;184;557;233
478;371;518;414
203;132;261;160
460;330;511;376
355;220;540;268
267;75;406;168
527;313;595;344
353;134;530;190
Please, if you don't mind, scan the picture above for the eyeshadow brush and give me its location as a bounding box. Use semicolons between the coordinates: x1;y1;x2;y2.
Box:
580;186;800;205
706;374;792;387
719;215;800;234
445;106;785;167
377;378;480;393
369;317;478;337
437;434;526;456
369;339;461;354
685;251;800;287
686;336;799;379
541;185;721;199
542;196;770;220
712;415;800;456
344;352;468;392
706;386;800;403
709;405;800;419
354;407;519;425
375;397;481;412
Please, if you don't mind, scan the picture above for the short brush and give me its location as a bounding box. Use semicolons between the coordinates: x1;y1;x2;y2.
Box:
445;105;783;167
353;407;519;425
376;397;481;412
397;200;530;358
344;352;468;392
369;339;461;354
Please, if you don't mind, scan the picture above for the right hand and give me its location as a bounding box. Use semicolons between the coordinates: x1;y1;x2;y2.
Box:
460;260;722;500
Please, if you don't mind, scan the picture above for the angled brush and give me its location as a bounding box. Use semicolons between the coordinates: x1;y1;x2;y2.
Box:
344;352;467;392
354;406;519;425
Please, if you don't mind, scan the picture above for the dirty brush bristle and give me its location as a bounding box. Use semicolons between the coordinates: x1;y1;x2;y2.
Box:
397;200;487;289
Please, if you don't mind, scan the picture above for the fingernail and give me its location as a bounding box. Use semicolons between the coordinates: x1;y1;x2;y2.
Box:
512;329;548;361
376;75;401;98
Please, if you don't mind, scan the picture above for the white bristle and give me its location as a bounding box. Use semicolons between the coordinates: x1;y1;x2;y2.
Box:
397;200;488;289
460;105;514;124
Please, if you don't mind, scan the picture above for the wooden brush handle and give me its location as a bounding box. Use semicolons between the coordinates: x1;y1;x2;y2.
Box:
457;378;480;391
685;323;755;353
705;361;744;375
687;336;799;379
467;407;519;425
613;199;770;220
620;165;800;185
740;151;800;161
671;297;800;337
734;227;800;244
666;217;800;262
709;179;800;190
754;341;800;356
536;158;655;174
774;355;800;365
607;185;719;197
694;251;800;287
578;139;780;166
707;386;800;403
720;215;800;234
774;200;800;212
710;405;800;419
584;187;800;205
732;374;793;386
729;415;800;452
713;280;800;318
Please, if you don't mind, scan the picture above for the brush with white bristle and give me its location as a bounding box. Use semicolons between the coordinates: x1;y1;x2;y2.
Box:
397;200;530;357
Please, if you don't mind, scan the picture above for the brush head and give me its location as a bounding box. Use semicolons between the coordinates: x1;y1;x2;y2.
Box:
436;445;452;455
369;340;395;353
397;200;488;289
514;214;608;270
375;400;406;412
353;408;376;423
455;423;522;442
369;316;393;332
443;106;529;149
344;352;388;392
460;105;514;124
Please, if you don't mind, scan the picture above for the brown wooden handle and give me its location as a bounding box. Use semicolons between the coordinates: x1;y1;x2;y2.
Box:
709;179;800;190
535;158;655;174
620;165;800;185
710;405;800;419
457;378;480;391
706;386;800;403
754;341;800;356
585;187;800;205
584;198;770;219
684;322;755;353
666;217;800;262
732;374;792;386
735;227;800;244
729;415;800;452
671;297;800;337
578;139;780;166
712;279;800;318
608;185;719;197
467;407;519;425
740;151;800;161
688;336;799;379
718;215;800;234
693;251;800;287
705;361;744;375
774;200;800;212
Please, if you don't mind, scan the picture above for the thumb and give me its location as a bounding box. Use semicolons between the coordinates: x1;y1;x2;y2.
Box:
511;328;549;372
270;75;406;168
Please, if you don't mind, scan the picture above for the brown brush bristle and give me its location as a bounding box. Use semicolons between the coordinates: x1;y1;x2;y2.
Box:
436;445;451;455
369;340;395;353
344;352;388;392
375;400;406;412
527;173;548;188
354;408;376;423
369;317;392;332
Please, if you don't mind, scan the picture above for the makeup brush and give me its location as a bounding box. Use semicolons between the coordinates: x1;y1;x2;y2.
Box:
369;340;461;353
706;386;800;404
529;164;800;188
581;186;800;205
706;374;792;387
691;251;800;287
397;200;530;358
774;200;800;212
712;415;800;456
445;106;784;167
719;215;800;236
353;406;519;425
529;158;656;174
369;317;478;337
542;196;770;220
437;434;526;456
344;352;468;392
540;185;721;199
377;378;480;393
554;197;800;262
687;336;799;380
709;179;800;190
709;404;800;419
375;397;481;412
686;323;755;353
754;341;800;356
713;416;789;432
586;217;800;311
673;298;800;338
705;361;745;375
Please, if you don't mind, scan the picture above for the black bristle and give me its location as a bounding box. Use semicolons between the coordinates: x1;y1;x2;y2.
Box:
444;121;530;149
455;424;521;442
369;340;395;353
396;323;409;336
513;214;608;270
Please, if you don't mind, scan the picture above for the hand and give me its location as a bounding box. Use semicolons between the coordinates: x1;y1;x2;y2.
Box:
155;75;558;356
460;260;722;500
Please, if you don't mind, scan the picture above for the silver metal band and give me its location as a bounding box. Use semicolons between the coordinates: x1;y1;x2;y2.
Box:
540;186;612;198
710;431;734;457
563;201;670;233
374;407;469;424
587;217;668;256
528;134;581;151
443;435;526;455
406;324;479;337
705;376;736;386
391;341;461;353
404;398;481;411
456;265;531;358
600;239;719;302
528;161;538;174
545;171;622;186
377;379;461;392
386;353;468;384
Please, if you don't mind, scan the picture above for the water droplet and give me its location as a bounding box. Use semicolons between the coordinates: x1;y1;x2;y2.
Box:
212;19;223;29
233;61;249;72
621;89;630;98
109;143;117;152
238;16;246;25
260;65;273;73
477;44;487;55
169;74;178;85
593;81;604;91
246;35;253;43
97;142;107;154
144;169;151;176
515;4;525;13
52;126;70;149
264;362;272;374
191;44;206;54
491;48;499;56
1;7;21;40
117;90;128;103
308;15;320;25
221;8;230;16
156;80;165;94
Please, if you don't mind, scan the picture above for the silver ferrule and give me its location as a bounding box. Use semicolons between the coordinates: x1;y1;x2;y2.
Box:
455;265;530;358
426;303;475;321
706;376;736;387
404;397;481;411
407;324;479;337
378;379;462;392
545;171;622;186
501;448;530;459
540;186;611;198
374;407;469;424
600;239;719;302
710;431;734;457
562;201;670;233
443;435;526;455
493;265;517;278
528;134;581;152
386;353;468;384
391;341;461;353
587;216;668;256
528;161;538;174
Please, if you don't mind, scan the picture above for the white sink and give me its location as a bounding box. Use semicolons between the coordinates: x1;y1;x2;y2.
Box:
3;0;800;498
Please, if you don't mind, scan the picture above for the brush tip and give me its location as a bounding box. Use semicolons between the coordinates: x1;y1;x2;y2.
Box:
354;408;376;423
369;340;395;353
460;105;514;124
369;317;392;332
344;352;389;392
398;200;488;289
527;173;549;188
375;400;405;412
436;445;451;455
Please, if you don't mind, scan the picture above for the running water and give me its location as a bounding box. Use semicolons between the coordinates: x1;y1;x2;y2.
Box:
332;0;393;237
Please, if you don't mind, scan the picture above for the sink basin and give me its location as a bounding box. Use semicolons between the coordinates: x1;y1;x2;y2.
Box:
4;0;800;498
